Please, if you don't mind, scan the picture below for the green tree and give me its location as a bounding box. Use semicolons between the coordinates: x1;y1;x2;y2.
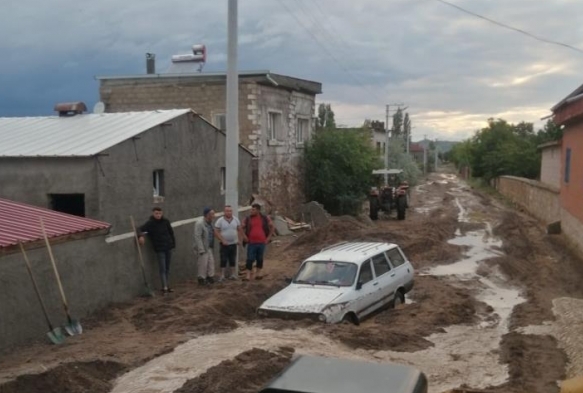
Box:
392;108;403;137
304;129;381;215
387;137;421;186
536;119;562;144
403;113;411;146
317;103;336;131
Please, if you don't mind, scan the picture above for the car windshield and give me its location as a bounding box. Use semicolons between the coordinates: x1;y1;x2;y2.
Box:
293;261;358;287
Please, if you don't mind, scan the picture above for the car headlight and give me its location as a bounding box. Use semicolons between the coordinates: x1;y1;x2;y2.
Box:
318;314;327;322
257;309;267;317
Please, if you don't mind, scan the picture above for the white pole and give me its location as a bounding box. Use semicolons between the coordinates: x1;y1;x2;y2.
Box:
226;0;239;216
226;0;240;276
384;104;389;184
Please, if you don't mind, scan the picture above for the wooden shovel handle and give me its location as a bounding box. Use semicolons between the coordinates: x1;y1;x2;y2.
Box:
40;219;71;313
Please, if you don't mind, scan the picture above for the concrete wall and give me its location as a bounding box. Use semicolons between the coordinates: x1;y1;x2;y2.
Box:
100;78;317;217
96;113;254;234
540;145;561;189
561;126;583;224
0;208;249;352
0;158;99;218
561;207;583;255
494;176;560;225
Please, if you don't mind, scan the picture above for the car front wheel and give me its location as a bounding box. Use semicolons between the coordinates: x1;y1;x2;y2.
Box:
391;290;405;308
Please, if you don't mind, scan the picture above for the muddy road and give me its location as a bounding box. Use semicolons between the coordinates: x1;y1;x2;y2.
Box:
1;170;583;393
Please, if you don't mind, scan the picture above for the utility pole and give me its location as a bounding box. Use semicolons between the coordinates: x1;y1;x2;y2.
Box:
434;138;439;172
423;134;427;174
226;0;239;215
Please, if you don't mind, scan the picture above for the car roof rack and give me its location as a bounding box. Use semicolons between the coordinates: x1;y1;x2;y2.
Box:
320;241;349;253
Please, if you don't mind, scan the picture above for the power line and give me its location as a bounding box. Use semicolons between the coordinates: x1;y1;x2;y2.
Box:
433;0;583;55
276;0;385;102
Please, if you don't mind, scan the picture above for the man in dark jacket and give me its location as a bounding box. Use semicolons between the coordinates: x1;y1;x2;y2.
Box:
138;207;176;294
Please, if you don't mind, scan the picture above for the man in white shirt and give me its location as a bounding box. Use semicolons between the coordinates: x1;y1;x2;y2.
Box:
214;205;246;281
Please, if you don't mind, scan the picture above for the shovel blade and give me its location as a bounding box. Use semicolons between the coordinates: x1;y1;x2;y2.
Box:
47;327;65;345
64;320;83;336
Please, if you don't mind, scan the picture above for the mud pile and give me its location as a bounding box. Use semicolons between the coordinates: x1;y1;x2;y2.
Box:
321;275;487;352
0;361;125;393
174;347;294;393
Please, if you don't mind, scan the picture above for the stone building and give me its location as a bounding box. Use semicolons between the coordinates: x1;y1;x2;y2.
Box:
97;70;323;216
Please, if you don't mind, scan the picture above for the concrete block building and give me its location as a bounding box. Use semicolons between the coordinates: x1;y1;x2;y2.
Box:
97;70;323;216
0;106;254;234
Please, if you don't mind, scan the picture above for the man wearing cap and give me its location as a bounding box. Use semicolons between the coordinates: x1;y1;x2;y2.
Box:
194;207;216;285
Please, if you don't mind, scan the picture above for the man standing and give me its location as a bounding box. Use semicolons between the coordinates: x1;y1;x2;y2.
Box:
194;207;216;285
214;205;244;282
242;203;275;281
138;207;176;294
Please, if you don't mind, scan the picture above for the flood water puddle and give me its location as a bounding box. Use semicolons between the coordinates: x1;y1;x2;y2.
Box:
109;184;526;393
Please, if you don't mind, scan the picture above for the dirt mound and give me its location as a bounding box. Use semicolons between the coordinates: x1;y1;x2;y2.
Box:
491;212;583;329
490;333;567;393
289;216;369;250
174;347;294;393
320;276;485;352
130;282;287;335
0;361;125;393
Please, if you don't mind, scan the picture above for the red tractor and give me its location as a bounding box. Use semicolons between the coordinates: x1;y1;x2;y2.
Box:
369;169;410;221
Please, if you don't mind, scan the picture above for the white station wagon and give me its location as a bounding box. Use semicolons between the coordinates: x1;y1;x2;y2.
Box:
257;242;415;324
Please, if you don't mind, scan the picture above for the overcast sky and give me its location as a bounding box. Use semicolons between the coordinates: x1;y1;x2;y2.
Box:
2;0;583;141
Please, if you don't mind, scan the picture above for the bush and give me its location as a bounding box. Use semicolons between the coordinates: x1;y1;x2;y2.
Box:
304;129;382;216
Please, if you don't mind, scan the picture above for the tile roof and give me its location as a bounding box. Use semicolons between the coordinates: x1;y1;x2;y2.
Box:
0;109;191;157
0;198;111;249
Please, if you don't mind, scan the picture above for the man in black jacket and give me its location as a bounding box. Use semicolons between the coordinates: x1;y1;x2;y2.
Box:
138;207;176;294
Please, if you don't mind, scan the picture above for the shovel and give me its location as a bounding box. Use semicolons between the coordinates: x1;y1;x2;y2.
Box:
19;243;66;345
130;216;155;297
40;219;83;336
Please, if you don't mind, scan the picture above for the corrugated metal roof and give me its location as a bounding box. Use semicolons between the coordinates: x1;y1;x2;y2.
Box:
0;198;111;249
0;109;191;157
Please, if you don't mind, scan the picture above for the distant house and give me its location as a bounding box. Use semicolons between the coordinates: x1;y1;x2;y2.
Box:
0;104;254;233
551;85;583;250
409;143;425;165
538;140;561;189
97;69;323;215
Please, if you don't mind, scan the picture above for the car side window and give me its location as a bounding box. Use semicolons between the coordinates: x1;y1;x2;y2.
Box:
358;261;374;285
371;253;391;277
386;248;406;268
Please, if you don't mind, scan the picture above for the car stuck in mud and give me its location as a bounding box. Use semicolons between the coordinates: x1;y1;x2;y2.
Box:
257;242;415;324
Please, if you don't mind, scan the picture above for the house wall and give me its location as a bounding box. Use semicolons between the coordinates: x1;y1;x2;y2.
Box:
560;126;583;224
540;145;561;189
0;158;99;217
99;77;256;150
99;77;317;216
494;176;560;225
96;113;253;233
0;208;250;352
253;85;315;215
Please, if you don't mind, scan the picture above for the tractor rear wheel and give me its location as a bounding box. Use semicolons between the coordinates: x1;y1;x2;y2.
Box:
369;197;379;220
397;196;406;220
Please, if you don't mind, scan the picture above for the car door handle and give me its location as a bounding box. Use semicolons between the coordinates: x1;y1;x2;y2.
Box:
390;273;396;277
373;282;379;286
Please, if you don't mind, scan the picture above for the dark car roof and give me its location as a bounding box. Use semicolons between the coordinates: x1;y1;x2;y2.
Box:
259;355;426;393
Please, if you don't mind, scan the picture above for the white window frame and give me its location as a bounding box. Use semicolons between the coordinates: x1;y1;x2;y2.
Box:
153;169;164;197
268;110;284;142
220;167;226;195
213;113;226;131
296;116;310;145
